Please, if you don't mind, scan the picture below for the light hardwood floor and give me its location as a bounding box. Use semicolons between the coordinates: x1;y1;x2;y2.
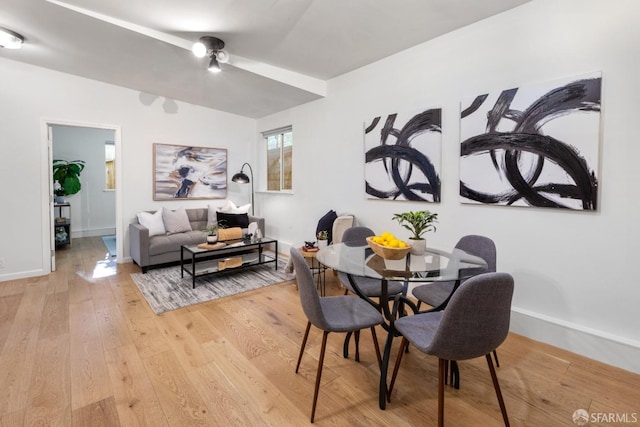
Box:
1;237;638;426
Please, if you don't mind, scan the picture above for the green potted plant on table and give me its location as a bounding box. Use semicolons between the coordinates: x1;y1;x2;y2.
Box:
52;159;86;203
202;223;219;244
392;210;438;255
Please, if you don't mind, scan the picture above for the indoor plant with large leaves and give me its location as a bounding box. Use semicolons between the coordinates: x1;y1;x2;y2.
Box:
53;159;86;201
392;210;438;255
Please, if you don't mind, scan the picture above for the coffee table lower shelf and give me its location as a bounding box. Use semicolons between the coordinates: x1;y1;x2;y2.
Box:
180;238;278;288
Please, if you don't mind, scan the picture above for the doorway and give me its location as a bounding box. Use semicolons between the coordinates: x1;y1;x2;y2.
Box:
43;119;122;272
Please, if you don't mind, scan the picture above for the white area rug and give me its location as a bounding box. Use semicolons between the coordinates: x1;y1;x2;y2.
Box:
130;258;294;314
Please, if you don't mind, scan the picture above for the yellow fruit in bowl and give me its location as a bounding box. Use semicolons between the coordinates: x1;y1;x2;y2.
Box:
366;236;412;260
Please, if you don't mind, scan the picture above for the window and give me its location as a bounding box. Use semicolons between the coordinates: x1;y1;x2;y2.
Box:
105;141;115;190
263;126;292;191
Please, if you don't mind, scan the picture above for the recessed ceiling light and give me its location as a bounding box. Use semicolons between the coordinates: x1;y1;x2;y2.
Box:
0;28;24;49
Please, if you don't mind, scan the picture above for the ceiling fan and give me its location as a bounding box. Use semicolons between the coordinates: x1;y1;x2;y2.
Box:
44;0;326;96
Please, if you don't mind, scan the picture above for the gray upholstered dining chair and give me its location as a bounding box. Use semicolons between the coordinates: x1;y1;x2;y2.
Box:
388;272;514;427
290;248;384;423
412;234;496;311
412;234;500;368
338;226;405;298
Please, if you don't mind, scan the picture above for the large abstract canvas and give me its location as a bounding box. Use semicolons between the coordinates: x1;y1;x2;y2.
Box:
459;72;601;210
153;143;227;200
364;108;442;202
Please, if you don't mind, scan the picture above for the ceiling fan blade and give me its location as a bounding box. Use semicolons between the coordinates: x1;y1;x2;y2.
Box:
45;0;326;96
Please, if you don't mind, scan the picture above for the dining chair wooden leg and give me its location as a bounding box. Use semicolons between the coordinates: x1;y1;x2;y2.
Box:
387;337;409;399
438;358;446;427
296;321;312;373
311;331;329;423
486;353;510;427
493;349;500;367
354;330;361;362
370;326;382;369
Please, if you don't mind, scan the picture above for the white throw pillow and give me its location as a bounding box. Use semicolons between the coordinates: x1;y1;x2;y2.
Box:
137;210;166;237
218;200;251;214
233;203;252;214
162;207;192;235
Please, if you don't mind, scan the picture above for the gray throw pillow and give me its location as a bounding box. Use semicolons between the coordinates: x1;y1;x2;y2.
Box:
162;207;192;235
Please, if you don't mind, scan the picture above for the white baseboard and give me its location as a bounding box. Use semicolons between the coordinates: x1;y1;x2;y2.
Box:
71;227;116;238
0;268;48;282
510;306;640;374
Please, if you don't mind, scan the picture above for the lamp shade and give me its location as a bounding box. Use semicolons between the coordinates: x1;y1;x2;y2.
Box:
231;171;250;183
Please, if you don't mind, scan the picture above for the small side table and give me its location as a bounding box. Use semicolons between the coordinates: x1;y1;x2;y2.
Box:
299;247;327;296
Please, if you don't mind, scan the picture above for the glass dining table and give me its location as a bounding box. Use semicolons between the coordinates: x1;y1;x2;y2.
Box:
316;242;488;409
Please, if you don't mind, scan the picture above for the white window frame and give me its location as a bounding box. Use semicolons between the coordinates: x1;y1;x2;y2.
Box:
261;126;293;193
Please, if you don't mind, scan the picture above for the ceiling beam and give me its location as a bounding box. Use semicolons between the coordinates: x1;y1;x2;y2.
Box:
44;0;327;97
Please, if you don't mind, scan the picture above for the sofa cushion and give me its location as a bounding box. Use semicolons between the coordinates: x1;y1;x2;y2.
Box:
137;210;166;237
148;230;205;256
162;207;193;235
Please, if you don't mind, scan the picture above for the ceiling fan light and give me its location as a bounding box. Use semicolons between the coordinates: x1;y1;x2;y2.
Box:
208;56;221;73
215;49;229;64
0;28;24;49
192;41;207;58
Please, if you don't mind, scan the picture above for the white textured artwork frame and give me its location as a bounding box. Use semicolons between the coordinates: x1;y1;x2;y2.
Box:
364;108;442;202
459;72;601;210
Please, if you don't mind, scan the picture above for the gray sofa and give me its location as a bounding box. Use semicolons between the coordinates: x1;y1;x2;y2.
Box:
129;207;265;272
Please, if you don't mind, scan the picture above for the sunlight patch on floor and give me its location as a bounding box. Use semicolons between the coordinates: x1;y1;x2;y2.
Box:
91;256;117;279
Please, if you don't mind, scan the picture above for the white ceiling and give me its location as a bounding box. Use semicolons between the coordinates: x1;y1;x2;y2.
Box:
1;0;531;118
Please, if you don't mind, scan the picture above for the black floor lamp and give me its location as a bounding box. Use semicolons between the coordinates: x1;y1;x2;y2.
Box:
231;162;254;215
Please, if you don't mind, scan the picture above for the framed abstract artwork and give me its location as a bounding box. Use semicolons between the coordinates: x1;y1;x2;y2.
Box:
364;108;442;202
459;72;601;210
153;143;227;200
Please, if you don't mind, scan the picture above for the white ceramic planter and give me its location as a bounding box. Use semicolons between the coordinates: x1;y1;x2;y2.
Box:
410;238;426;255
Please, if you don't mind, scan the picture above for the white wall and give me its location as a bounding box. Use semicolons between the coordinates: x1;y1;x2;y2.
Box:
1;0;638;374
0;58;256;280
52;125;116;237
257;0;640;373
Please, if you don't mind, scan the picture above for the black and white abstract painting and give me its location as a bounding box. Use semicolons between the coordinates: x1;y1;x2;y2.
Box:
364;108;442;202
459;72;601;210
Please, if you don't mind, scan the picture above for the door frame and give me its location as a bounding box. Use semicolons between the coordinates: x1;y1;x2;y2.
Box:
41;118;123;271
